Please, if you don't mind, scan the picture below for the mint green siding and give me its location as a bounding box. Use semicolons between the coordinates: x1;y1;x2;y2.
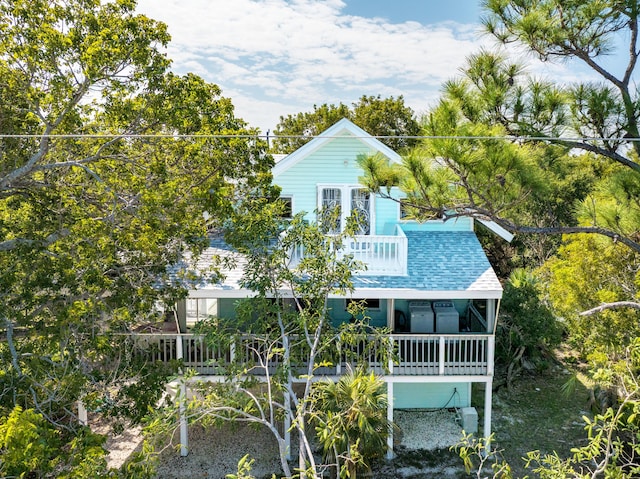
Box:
275;136;475;234
394;382;471;409
275;137;377;223
400;216;473;232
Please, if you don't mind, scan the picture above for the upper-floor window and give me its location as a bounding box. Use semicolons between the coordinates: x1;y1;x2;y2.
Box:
318;185;372;235
279;196;293;219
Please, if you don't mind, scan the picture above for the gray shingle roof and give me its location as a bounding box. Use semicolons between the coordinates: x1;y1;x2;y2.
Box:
349;231;502;299
184;230;502;300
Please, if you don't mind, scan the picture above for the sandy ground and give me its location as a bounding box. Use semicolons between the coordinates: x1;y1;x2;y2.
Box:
98;409;465;478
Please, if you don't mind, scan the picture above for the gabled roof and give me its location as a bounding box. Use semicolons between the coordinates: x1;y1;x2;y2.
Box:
272;118;402;176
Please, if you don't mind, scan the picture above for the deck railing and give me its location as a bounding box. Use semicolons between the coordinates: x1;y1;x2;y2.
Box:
136;333;493;377
289;225;407;276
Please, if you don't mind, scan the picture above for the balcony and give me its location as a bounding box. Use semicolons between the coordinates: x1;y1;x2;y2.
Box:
289;225;408;276
136;332;494;378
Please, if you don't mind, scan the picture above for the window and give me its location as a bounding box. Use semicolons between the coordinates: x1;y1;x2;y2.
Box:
345;298;380;311
351;189;371;235
399;199;411;220
280;196;293;219
320;188;342;233
318;185;372;235
186;298;218;327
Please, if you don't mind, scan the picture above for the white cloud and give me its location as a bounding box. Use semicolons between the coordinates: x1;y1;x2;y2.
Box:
136;0;593;132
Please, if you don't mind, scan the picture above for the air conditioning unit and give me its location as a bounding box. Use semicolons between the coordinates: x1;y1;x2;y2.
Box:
433;300;459;333
461;407;478;434
408;301;434;333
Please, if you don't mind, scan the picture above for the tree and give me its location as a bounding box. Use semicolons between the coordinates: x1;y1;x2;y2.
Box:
0;0;273;475
361;0;640;311
497;269;562;387
542;234;640;362
147;209;392;478
310;367;391;478
272;95;420;154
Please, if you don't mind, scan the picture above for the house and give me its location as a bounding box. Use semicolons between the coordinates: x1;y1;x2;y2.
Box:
145;118;505;458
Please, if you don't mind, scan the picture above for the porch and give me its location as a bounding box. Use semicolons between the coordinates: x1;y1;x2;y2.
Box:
288;225;408;276
137;332;494;379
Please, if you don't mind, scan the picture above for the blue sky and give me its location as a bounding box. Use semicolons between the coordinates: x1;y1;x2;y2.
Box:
135;0;624;134
341;1;482;25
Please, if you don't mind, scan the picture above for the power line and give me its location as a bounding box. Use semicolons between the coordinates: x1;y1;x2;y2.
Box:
0;133;638;142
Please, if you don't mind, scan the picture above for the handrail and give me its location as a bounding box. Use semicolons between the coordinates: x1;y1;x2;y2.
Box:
133;332;493;377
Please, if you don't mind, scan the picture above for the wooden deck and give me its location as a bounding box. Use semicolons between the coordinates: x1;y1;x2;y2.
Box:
135;333;494;378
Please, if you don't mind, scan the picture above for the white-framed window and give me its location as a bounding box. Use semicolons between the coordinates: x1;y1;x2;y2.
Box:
318;185;373;235
399;199;411;221
280;196;293;219
186;298;218;327
345;298;381;311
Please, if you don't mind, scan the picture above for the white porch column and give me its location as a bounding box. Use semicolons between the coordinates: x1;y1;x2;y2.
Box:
283;335;292;460
386;381;394;460
486;299;496;333
176;335;189;457
77;400;88;426
387;299;395;330
179;382;188;457
484;379;493;454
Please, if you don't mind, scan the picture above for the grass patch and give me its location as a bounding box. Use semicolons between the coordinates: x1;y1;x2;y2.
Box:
482;364;593;477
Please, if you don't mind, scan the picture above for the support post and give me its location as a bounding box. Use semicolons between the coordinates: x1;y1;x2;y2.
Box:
438;336;445;375
179;382;188;456
176;335;189;457
386;381;394;460
486;299;496;333
487;336;495;376
77;400;88;426
284;335;292;461
484;379;493;453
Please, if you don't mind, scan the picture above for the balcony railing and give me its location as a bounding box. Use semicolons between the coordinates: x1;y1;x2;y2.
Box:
289;225;407;276
136;333;493;378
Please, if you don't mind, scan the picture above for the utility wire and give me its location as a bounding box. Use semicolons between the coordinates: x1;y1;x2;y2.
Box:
0;133;638;141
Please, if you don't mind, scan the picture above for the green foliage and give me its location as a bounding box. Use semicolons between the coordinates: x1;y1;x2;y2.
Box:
0;0;273;472
272;95;420;153
225;454;277;479
310;368;391;478
543;234;640;360
359;100;549;227
524;340;640;478
453;433;513;479
497;269;562;368
0;406;60;478
0;406;113;478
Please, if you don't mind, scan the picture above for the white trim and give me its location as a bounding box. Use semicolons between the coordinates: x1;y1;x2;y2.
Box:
476;219;514;242
188;288;502;300
338;288;503;300
273;118;402;176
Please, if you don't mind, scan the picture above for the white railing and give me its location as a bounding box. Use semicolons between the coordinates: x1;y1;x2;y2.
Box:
136;332;492;377
289;225;407;276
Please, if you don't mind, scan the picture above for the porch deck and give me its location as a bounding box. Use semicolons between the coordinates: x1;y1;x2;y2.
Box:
136;333;494;378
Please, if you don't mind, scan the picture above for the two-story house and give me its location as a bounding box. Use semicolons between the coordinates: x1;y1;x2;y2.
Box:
148;118;506;458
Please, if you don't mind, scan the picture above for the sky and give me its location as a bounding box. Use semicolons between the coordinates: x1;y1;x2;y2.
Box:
134;0;628;134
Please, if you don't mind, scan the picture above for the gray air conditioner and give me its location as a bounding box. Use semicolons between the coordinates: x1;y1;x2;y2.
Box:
409;301;434;333
433;300;459;334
